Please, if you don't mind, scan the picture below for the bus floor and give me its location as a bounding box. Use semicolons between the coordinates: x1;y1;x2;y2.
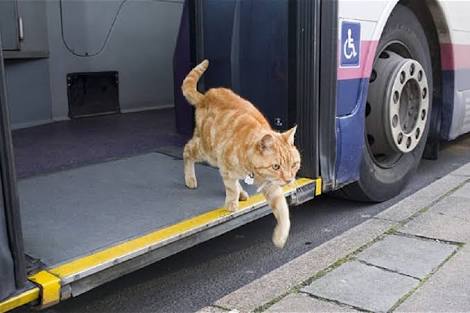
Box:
12;109;255;269
12;108;187;179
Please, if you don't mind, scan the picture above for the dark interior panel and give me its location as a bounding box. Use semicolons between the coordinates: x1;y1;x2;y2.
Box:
196;0;290;131
67;71;120;119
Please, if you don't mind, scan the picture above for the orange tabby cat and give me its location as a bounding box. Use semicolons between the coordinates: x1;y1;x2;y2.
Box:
182;60;301;248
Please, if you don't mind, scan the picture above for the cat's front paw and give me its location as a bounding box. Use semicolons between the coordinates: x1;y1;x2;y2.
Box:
226;200;239;212
239;190;249;201
272;224;290;249
185;176;198;189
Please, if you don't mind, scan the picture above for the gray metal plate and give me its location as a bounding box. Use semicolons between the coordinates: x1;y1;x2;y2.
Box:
19;153;256;266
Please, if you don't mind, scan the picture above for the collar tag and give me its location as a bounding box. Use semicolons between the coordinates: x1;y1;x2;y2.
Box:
244;173;254;185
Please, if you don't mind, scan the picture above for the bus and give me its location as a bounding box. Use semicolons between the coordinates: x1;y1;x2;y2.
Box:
1;0;469;311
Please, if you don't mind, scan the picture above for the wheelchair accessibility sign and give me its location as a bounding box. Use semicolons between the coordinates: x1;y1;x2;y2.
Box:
341;21;360;67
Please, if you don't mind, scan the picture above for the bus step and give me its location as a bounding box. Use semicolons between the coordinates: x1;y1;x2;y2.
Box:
289;181;317;206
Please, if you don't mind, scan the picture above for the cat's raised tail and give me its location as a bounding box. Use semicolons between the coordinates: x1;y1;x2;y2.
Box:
182;59;209;106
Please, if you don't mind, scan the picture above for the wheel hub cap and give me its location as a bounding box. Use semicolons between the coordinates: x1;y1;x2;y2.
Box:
366;50;429;156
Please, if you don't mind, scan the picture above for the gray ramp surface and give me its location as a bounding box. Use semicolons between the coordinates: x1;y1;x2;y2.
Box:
19;153;256;266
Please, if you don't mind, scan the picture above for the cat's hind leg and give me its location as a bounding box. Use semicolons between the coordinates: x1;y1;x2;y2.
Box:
237;181;249;201
262;183;290;248
183;137;202;189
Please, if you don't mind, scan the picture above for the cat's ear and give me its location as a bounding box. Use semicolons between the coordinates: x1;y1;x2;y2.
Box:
283;125;297;145
259;134;274;152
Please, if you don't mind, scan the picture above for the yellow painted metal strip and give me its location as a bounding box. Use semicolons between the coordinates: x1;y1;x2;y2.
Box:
50;207;230;278
288;177;315;191
0;288;39;313
49;178;314;280
315;177;322;196
28;271;61;308
0;270;62;312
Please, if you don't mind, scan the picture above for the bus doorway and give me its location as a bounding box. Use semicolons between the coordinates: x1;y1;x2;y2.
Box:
0;0;323;309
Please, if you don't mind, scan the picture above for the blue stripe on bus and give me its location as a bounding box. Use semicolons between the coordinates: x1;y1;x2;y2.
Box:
336;77;369;117
335;77;369;186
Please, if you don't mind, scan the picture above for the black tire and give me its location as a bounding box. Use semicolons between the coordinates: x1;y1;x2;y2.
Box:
341;4;433;202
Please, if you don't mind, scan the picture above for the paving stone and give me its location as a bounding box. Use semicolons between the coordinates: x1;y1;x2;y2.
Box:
451;182;470;200
214;219;395;312
399;190;470;244
376;174;467;222
357;234;457;279
397;246;470;312
450;162;470;177
427;195;470;221
302;261;419;313
400;210;470;244
266;293;359;313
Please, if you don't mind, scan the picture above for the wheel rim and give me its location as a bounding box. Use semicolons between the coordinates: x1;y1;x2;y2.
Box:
366;50;429;167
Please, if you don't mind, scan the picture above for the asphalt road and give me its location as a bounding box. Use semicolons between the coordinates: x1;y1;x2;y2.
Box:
19;134;470;313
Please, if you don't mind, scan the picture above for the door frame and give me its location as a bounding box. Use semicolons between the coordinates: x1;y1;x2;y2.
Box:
318;0;338;190
0;33;27;293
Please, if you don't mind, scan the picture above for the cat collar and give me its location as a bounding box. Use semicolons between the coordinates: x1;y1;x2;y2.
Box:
244;173;255;185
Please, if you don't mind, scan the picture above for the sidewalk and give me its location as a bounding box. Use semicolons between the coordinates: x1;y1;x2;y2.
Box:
198;163;470;313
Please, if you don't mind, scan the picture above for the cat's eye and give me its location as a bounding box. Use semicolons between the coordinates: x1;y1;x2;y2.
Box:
272;164;281;170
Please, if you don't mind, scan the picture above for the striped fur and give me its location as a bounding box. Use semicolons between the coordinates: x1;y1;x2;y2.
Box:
182;60;301;248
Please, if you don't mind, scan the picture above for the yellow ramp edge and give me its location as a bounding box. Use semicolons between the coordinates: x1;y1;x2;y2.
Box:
28;271;61;308
0;270;61;312
0;288;39;313
315;177;322;196
50;178;317;281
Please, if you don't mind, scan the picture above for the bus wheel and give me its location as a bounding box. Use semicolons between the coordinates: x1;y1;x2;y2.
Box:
341;4;433;202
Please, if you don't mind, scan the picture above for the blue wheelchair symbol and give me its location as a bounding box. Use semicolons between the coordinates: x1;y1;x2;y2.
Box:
341;22;361;67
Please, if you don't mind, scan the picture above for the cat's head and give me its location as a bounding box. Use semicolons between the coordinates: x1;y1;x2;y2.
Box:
251;126;301;186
